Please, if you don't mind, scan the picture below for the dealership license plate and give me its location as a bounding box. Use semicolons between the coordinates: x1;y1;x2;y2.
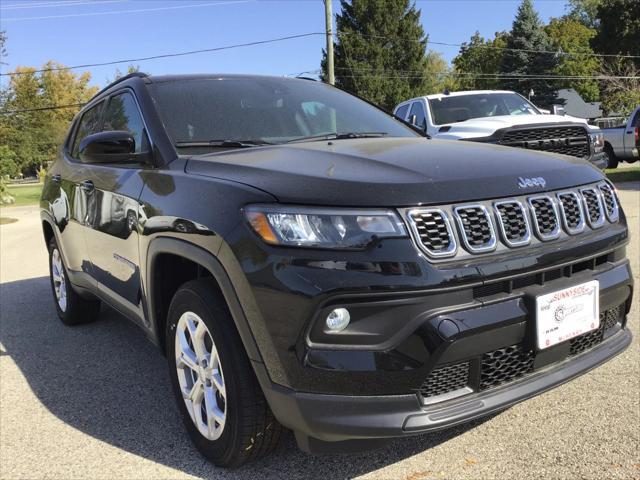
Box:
536;281;599;350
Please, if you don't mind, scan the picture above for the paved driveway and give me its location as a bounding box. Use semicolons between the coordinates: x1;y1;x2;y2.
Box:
1;184;638;480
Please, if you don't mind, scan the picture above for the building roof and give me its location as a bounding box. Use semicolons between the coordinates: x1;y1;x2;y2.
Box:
554;89;602;119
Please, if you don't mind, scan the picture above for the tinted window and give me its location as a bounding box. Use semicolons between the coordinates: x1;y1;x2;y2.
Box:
395;104;409;120
71;102;104;158
428;93;540;125
147;77;418;149
103;92;149;153
408;101;426;130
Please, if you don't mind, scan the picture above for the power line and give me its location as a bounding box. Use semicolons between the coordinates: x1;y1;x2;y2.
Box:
2;0;251;21
1;0;126;11
0;32;325;77
0;103;86;115
337;31;640;60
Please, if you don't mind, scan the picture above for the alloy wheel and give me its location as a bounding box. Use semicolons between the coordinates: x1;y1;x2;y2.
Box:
51;248;67;312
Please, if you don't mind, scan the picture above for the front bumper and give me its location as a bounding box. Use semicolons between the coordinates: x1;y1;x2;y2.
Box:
260;326;631;452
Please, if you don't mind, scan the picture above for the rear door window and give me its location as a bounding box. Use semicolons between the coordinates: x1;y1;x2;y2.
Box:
70;101;104;158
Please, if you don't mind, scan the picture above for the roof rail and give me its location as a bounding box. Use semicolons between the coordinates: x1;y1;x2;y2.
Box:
88;71;149;102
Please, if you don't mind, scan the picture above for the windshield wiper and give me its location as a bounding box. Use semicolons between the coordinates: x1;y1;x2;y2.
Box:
285;132;389;143
175;139;272;149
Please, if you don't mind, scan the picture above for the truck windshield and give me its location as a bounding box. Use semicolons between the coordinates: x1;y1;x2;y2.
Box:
428;93;541;125
147;77;419;150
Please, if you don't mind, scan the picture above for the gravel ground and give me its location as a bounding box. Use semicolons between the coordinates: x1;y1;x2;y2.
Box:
1;183;638;480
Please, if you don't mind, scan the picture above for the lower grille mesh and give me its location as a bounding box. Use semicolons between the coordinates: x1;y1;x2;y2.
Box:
479;344;534;390
420;362;469;398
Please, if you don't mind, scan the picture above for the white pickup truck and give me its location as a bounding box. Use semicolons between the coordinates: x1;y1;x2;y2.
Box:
600;106;639;169
394;90;607;169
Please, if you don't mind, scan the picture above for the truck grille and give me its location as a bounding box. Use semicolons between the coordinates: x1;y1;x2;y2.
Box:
454;205;496;252
529;196;560;240
420;304;626;403
403;181;618;260
499;126;590;158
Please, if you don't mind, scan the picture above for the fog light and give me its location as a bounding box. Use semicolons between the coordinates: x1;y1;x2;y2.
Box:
326;308;350;332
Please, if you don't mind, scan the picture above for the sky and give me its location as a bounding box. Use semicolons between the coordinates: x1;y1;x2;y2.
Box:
0;0;569;89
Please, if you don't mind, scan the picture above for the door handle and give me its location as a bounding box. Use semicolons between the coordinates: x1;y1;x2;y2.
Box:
51;174;61;183
81;180;95;193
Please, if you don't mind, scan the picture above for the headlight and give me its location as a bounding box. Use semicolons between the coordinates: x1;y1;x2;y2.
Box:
589;132;604;153
245;205;407;249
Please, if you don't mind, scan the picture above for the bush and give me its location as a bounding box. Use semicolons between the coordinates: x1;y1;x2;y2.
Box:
0;178;15;205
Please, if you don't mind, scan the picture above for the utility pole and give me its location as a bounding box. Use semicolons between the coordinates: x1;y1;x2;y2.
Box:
324;0;335;85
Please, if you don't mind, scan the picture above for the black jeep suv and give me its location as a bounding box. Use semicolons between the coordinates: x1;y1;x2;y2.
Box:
41;73;633;467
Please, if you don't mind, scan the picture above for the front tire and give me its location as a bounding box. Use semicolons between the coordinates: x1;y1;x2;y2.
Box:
47;237;101;325
166;279;282;467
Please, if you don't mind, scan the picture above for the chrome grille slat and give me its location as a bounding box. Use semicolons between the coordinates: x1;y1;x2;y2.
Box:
499;126;590;158
454;205;497;253
407;208;457;258
494;200;531;247
528;195;560;240
557;191;585;235
580;187;605;228
598;182;619;222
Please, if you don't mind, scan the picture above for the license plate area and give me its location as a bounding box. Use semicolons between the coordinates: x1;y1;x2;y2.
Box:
536;280;599;350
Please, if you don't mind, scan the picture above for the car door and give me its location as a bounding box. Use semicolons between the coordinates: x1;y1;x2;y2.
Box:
81;90;150;323
408;101;427;132
46;100;106;289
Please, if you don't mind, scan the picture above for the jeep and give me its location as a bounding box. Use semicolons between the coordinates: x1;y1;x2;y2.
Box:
41;73;633;467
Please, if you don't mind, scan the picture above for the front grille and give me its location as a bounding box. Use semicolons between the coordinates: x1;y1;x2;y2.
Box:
529;196;559;240
408;209;456;257
557;191;584;234
581;188;604;228
479;344;534;390
420;362;469;398
598;183;619;222
454;205;496;252
500;126;590;158
495;201;530;246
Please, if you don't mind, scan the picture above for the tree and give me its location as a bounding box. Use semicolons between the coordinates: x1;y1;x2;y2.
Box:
108;64;141;83
545;17;600;101
566;0;602;29
322;0;429;111
0;31;7;66
500;0;559;107
453;31;507;90
599;61;640;116
591;0;640;67
0;62;98;175
423;50;458;94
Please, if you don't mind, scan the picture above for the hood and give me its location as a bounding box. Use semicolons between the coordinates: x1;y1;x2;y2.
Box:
185;137;603;207
435;115;590;140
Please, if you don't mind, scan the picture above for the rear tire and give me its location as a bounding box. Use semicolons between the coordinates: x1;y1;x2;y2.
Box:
47;237;101;325
605;146;619;169
166;278;282;467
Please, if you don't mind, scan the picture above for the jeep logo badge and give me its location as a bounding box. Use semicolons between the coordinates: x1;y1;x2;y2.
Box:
518;176;547;189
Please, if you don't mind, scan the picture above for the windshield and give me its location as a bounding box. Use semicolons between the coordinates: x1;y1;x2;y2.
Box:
147;77;419;151
428;93;540;125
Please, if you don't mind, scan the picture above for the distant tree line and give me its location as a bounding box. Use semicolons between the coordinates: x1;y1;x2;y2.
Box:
323;0;639;114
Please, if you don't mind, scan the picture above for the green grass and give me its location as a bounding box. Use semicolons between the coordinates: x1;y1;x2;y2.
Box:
4;184;43;207
605;165;640;183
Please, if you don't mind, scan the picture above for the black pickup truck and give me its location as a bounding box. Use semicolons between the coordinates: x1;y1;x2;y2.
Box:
41;73;633;467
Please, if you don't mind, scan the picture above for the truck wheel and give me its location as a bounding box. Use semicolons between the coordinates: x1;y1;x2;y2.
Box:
166;278;282;467
605;146;618;169
48;237;101;325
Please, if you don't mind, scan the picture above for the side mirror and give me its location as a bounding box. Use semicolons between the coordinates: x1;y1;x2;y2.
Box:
79;131;150;164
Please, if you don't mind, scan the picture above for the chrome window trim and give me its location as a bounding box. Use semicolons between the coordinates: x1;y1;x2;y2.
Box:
527;195;561;241
556;191;586;235
405;208;458;258
493;199;531;247
580;187;605;229
453;204;497;253
597;181;619;223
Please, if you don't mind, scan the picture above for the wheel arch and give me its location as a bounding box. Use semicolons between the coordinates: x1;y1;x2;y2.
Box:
145;237;262;363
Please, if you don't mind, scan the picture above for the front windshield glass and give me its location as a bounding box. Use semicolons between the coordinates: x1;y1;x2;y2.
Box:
147;77;418;150
428;93;540;125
